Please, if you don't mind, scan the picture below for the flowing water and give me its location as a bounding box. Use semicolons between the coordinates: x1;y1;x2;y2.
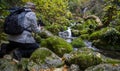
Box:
58;26;120;59
84;40;99;51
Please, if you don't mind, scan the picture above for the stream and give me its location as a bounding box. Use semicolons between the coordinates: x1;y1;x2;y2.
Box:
58;26;120;60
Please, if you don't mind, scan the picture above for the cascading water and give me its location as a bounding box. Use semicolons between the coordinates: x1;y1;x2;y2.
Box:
58;23;77;43
84;40;99;51
65;27;72;43
58;23;99;51
58;27;72;43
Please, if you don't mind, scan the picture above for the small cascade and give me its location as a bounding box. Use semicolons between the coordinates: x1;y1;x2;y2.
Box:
84;40;99;51
66;27;72;43
59;27;72;43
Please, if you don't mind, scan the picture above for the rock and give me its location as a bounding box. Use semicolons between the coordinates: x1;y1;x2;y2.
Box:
70;64;80;71
28;48;64;71
41;36;73;57
0;58;19;71
85;64;120;71
90;27;120;51
63;47;102;70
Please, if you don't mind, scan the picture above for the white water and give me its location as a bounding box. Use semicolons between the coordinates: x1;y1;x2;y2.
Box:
58;23;99;51
58;27;73;43
84;40;99;51
65;27;72;43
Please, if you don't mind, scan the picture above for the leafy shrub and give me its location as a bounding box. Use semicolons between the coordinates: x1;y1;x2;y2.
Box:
22;0;73;26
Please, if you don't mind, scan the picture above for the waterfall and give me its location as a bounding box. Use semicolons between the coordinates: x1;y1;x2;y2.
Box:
66;27;72;43
58;27;72;43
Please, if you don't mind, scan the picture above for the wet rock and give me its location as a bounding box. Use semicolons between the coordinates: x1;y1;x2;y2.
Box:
0;58;19;71
28;48;64;71
90;27;120;51
85;64;120;71
41;36;73;57
70;64;80;71
63;47;102;70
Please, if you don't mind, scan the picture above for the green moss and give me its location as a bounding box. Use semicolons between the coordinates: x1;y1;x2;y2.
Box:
80;34;90;40
0;33;7;43
34;34;42;43
90;27;120;51
71;29;80;37
29;48;64;69
71;37;85;48
90;27;109;40
80;29;89;34
30;48;52;64
100;28;120;44
93;39;120;51
41;36;73;57
103;57;120;64
67;51;102;70
90;31;102;40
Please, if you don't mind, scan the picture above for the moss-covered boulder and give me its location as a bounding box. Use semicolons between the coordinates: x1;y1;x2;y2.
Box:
63;47;102;70
89;27;108;40
0;58;21;71
90;27;120;51
41;36;73;57
71;37;85;48
28;48;63;71
100;28;120;44
80;34;90;40
98;50;120;59
63;47;120;70
93;39;120;51
71;29;80;37
85;64;120;71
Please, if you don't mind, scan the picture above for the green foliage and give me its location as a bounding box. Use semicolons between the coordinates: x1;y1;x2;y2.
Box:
41;36;73;57
71;37;85;48
71;24;83;30
0;33;7;43
100;28;120;44
22;0;73;26
46;24;67;35
0;0;23;18
102;0;120;26
68;0;90;15
72;19;97;37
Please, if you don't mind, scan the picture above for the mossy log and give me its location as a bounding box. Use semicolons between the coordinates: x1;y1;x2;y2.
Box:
83;15;104;30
